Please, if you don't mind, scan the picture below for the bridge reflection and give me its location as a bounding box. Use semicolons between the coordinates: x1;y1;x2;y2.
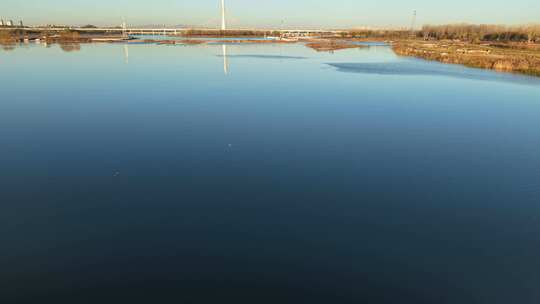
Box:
120;43;231;75
222;44;229;75
124;44;129;64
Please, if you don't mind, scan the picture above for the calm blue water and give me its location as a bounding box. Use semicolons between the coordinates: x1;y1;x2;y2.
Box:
1;42;540;304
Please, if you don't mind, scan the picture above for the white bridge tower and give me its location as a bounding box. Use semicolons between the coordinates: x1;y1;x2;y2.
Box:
221;0;227;30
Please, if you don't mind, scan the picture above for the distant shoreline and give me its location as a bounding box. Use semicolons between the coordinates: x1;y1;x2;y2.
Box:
2;27;539;77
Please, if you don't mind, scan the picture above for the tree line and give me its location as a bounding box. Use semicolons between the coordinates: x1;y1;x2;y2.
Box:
342;30;412;39
420;24;540;42
342;24;540;43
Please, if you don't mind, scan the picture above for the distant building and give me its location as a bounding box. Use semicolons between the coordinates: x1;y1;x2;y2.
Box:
19;20;23;27
7;20;13;26
0;19;4;26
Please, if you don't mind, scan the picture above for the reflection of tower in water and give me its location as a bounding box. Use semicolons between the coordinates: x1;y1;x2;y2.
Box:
222;44;229;75
124;44;129;64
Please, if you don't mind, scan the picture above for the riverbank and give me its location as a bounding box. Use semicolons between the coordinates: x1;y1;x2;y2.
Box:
392;40;540;77
4;28;540;77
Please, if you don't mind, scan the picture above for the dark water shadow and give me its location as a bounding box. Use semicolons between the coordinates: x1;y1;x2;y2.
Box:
126;41;155;45
353;42;389;47
217;54;307;60
1;44;16;51
207;42;245;46
328;60;540;86
1;42;16;51
59;43;81;52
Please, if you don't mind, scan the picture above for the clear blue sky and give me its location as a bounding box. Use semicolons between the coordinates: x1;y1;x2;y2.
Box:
2;0;539;28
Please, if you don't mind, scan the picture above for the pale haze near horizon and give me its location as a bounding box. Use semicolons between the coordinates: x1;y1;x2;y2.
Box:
2;0;539;28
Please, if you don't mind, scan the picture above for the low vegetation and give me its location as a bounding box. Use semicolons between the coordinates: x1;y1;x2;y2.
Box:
0;30;15;42
342;30;412;40
393;40;540;76
0;30;17;50
58;30;81;41
306;40;365;52
41;30;92;44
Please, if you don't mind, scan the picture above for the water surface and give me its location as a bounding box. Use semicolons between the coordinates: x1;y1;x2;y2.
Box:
1;42;540;304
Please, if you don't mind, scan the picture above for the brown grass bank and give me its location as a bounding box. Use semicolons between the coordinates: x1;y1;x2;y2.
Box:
393;40;540;77
306;40;365;52
0;30;18;51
